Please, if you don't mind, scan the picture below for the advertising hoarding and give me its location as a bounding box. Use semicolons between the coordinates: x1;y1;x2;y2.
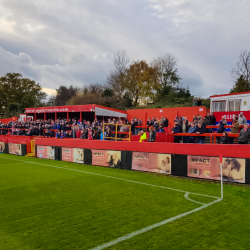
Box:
132;152;171;174
187;155;245;183
92;150;121;168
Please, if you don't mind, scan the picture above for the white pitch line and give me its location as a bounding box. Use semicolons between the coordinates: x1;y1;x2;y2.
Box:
0;155;222;250
90;198;221;250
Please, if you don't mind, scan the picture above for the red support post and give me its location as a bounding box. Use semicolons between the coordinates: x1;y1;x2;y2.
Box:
55;112;57;121
34;113;37;121
67;112;69;122
80;112;82;122
44;113;46;121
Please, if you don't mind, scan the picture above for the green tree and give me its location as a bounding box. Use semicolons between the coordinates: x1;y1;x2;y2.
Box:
230;75;250;93
0;73;46;117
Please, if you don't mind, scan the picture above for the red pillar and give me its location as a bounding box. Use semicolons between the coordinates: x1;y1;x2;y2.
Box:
34;113;37;121
55;112;57;121
80;112;82;122
67;112;69;122
44;113;46;121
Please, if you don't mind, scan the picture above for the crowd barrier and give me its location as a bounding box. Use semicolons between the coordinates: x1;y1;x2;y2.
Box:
1;136;250;184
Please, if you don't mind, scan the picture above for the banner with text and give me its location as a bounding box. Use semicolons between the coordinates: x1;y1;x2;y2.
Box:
8;143;22;155
187;156;245;183
132;152;171;174
37;146;55;160
62;147;84;163
92;150;121;168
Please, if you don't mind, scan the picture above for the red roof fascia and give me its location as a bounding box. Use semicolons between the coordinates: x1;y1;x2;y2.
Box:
210;91;250;98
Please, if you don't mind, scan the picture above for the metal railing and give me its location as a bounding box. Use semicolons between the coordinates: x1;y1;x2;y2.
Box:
102;123;131;141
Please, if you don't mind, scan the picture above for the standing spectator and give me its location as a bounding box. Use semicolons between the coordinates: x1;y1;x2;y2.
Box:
217;116;227;143
182;119;188;143
193;115;198;123
238;124;250;144
196;122;206;144
163;117;169;128
208;112;216;132
131;120;135;135
171;122;181;143
230;116;240;144
134;118;139;135
187;122;197;143
238;112;247;125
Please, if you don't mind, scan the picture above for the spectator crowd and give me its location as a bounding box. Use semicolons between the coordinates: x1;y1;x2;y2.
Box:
0;112;249;144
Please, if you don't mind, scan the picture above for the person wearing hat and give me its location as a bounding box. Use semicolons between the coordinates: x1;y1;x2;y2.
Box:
239;112;247;125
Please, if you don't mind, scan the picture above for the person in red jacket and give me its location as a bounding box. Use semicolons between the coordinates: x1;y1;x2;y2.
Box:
76;128;81;138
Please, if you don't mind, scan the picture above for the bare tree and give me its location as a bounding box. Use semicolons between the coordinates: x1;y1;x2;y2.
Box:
231;50;250;84
151;53;180;88
107;50;130;97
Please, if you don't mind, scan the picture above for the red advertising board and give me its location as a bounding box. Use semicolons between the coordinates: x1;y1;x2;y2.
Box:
92;150;121;168
187;155;245;183
132;152;171;174
62;147;84;163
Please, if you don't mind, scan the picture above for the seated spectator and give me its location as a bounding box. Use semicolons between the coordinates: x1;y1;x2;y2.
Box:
60;130;66;139
55;131;60;139
171;122;181;143
148;127;156;142
153;120;159;132
230;116;240;144
138;129;147;142
219;132;229;144
68;131;73;138
238;124;250;144
196;122;206;144
158;125;165;133
217;116;227;143
187;122;197;143
80;130;86;139
44;129;51;137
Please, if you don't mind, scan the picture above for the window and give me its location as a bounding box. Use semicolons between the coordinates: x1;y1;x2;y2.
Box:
228;100;241;111
212;101;225;112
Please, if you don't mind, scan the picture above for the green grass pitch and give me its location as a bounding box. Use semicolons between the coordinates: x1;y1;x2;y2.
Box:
0;154;250;250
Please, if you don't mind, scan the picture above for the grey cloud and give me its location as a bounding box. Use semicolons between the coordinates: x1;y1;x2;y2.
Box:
0;0;249;99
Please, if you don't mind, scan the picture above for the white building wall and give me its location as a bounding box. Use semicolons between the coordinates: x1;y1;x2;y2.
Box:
210;93;250;112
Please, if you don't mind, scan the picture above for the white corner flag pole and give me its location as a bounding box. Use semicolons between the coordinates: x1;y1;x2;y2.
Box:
220;162;223;199
219;151;223;199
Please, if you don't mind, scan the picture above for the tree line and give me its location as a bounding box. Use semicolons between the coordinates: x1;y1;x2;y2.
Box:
1;49;250;119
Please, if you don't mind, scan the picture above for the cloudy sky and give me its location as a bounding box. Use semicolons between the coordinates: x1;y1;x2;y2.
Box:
0;0;249;99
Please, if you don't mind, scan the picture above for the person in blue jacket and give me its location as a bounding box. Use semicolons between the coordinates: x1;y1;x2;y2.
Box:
196;122;206;143
187;122;197;143
171;122;181;143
